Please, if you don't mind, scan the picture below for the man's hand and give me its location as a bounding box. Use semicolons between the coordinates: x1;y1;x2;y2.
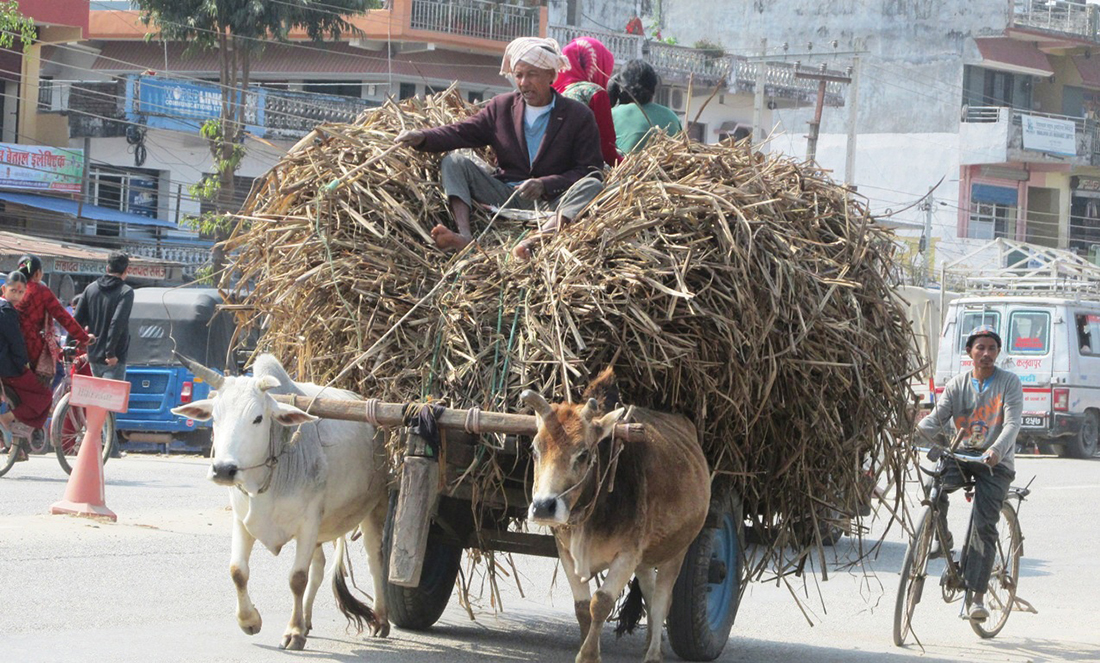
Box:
86;333;96;345
516;179;545;200
105;357;118;367
981;448;1000;467
395;130;426;148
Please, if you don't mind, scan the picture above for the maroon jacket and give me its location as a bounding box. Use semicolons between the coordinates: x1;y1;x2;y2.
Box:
418;90;603;200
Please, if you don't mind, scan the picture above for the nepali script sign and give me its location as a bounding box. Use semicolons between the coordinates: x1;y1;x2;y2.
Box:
1021;114;1077;156
70;375;131;413
54;258;167;280
0;143;83;193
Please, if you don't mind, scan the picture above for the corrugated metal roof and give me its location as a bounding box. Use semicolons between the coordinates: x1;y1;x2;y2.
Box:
975;38;1054;77
92;41;507;87
0;230;178;269
0;192;177;229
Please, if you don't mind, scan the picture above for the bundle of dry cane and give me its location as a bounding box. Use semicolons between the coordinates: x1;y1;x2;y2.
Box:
223;89;918;586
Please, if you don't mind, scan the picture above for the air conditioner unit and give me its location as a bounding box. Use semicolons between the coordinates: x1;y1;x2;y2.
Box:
670;88;685;112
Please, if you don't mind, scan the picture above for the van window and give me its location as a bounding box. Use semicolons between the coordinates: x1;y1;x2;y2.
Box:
1007;311;1050;355
1076;313;1100;355
958;311;1000;353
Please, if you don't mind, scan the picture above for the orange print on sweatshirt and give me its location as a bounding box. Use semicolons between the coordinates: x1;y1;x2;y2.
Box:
954;394;1003;449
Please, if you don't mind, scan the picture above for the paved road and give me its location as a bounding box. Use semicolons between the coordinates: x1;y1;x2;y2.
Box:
1;452;1097;662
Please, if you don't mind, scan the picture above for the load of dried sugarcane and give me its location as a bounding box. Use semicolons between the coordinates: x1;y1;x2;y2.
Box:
222;89;917;582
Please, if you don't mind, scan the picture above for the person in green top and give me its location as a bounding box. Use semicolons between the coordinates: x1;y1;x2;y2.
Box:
610;59;683;154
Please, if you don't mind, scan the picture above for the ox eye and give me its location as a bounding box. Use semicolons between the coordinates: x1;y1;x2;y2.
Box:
575;449;590;465
252;415;263;424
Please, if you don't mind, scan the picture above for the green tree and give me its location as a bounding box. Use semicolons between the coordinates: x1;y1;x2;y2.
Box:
133;0;376;277
0;1;34;51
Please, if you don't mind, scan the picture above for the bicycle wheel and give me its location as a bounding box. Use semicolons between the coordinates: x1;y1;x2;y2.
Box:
893;507;934;646
0;429;18;478
50;392;116;475
971;503;1021;639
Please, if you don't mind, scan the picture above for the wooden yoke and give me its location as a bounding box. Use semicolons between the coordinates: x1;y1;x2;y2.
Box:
269;394;648;442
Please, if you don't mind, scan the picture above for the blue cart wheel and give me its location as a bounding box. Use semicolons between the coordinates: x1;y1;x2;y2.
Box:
667;492;743;661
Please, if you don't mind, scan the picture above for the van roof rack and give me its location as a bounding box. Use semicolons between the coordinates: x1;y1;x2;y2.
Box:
941;238;1100;296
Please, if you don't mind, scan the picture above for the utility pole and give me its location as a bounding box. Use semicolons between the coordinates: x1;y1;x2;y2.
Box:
752;38;767;144
844;51;861;186
797;63;852;163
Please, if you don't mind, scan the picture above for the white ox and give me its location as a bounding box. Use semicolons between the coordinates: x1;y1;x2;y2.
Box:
172;354;389;650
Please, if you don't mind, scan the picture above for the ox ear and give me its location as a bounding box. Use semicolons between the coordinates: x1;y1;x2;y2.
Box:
271;401;319;427
257;375;282;392
590;407;626;444
171;399;215;422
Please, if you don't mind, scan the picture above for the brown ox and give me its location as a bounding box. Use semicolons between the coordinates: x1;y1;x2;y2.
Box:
523;369;711;663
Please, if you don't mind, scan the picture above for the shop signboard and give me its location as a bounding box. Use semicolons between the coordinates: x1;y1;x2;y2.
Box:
1021;114;1077;156
0;143;83;193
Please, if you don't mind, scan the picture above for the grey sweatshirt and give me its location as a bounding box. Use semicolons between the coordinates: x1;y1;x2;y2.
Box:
917;367;1023;472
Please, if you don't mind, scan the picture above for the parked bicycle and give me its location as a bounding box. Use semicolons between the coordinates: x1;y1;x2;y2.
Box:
893;446;1036;646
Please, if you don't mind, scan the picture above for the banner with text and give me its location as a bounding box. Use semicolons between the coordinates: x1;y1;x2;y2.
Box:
0;143;83;193
1021;115;1077;156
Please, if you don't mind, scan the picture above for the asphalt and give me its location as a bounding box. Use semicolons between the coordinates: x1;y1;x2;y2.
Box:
1;452;1098;662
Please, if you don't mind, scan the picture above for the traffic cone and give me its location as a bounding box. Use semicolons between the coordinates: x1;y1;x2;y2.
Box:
51;406;116;521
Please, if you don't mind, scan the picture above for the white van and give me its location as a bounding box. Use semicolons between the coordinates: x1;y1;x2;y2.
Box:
934;295;1100;459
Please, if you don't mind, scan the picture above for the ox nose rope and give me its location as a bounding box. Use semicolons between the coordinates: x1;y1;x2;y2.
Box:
234;427;302;496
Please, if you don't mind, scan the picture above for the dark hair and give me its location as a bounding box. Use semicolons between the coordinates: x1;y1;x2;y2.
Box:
107;251;130;275
16;254;41;278
5;270;27;286
615;59;659;106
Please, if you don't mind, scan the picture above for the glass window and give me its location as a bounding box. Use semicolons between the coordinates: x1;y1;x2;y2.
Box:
1008;311;1050;355
968;201;1017;240
958;310;1000;353
398;83;417;100
1076;313;1100;355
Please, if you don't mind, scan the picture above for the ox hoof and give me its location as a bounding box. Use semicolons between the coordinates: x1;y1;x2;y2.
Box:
237;611;262;635
370;621;390;638
575;652;600;663
281;632;307;651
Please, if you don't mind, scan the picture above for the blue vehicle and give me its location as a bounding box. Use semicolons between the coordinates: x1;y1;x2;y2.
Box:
116;288;236;452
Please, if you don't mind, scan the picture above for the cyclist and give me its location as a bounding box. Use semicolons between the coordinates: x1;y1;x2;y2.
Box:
915;324;1022;623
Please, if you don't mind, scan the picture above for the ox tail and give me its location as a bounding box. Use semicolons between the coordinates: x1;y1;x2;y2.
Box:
613;576;645;638
332;535;380;635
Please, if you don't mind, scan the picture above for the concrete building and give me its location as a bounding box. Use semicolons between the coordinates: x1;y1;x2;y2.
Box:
554;0;1100;279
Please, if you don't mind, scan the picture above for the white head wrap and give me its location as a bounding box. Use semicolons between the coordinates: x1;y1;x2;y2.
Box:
500;37;570;76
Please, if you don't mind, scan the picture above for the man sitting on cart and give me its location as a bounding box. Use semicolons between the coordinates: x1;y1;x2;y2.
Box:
395;36;605;260
914;325;1022;622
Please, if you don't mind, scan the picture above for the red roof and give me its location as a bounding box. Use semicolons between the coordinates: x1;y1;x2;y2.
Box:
1074;54;1100;89
975;38;1054;77
91;41;507;88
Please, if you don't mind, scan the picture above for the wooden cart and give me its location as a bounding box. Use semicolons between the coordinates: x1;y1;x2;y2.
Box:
274;393;744;661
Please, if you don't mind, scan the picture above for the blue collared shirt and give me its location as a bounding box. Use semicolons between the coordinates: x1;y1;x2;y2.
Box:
523;97;555;167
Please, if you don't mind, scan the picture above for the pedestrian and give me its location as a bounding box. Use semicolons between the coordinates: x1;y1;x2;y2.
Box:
14;254;92;387
74;252;134;381
553;37;621;167
609;59;683;154
1;271;54;461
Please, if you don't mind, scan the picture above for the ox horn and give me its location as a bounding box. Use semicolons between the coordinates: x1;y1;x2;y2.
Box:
520;390;553;418
175;352;225;389
580;397;599;422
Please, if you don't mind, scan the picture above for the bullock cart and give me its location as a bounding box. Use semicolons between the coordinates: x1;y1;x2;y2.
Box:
271;393;743;661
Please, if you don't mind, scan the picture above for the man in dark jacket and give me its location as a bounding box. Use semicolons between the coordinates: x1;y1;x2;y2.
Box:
396;36;604;258
74;252;133;381
1;271;53;459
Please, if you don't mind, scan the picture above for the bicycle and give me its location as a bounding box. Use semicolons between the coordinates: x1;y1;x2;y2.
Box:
49;343;117;475
893;445;1036;646
0;395;37;478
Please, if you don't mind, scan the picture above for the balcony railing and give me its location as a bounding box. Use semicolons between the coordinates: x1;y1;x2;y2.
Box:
1012;0;1100;41
548;25;846;105
58;76;377;140
410;0;540;42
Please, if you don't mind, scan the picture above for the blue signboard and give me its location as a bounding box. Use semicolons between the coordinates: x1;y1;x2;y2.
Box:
127;76;264;134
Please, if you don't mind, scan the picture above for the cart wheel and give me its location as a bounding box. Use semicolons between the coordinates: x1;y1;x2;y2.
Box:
667;491;743;661
381;490;463;630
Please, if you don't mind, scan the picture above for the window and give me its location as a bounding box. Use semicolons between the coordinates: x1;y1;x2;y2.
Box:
425;85;447;97
89;168;160;219
962;66;1032;110
399;83;417;100
968;200;1017;240
1007;311;1050;355
1076;313;1100;355
958;310;1000;353
687;122;706;142
467;91;485;104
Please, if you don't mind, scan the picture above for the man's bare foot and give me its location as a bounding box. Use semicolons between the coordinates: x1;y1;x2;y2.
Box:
431;224;471;251
512;241;533;261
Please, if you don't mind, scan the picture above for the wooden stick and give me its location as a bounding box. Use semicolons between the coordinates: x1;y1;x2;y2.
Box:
271;394;647;442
